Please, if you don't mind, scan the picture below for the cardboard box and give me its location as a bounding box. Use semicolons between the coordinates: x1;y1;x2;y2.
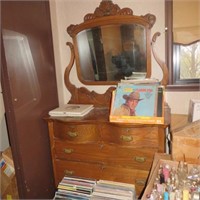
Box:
141;159;198;200
2;147;14;168
147;153;172;185
172;120;200;165
1;147;19;199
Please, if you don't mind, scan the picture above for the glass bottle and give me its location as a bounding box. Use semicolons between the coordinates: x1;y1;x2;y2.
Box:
177;161;187;187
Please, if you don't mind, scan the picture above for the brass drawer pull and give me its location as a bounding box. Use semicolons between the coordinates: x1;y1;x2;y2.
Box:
67;131;78;138
135;179;146;186
135;156;146;163
64;170;74;175
120;135;133;142
64;148;73;154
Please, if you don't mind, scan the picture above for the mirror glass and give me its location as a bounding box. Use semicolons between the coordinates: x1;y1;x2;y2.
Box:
76;24;147;82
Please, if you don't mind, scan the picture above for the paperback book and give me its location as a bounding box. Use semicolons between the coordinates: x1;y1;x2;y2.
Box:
49;104;94;117
109;83;165;124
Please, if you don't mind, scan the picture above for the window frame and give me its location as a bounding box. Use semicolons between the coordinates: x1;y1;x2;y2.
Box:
165;0;200;91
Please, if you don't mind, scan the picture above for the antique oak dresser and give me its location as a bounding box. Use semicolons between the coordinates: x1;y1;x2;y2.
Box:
45;0;170;197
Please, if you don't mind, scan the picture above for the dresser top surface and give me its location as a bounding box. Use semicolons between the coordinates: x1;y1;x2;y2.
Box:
45;107;169;128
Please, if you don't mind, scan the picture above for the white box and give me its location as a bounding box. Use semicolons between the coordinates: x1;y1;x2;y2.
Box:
188;99;200;122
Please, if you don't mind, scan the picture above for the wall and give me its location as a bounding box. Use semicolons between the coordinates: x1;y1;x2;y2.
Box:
49;0;200;115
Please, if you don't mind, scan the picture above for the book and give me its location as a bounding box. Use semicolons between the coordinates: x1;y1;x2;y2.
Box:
120;78;160;84
109;83;165;124
113;83;158;116
91;191;132;200
54;176;96;200
91;180;136;200
49;104;94;117
96;180;135;190
157;86;164;117
54;176;136;200
124;72;147;80
54;190;90;199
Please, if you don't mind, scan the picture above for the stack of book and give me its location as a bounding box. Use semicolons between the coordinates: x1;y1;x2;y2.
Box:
91;180;136;200
124;72;147;80
54;176;96;199
49;104;94;117
109;79;165;124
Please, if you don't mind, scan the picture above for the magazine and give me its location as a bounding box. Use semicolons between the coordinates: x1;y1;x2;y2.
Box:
109;83;165;124
49;104;94;117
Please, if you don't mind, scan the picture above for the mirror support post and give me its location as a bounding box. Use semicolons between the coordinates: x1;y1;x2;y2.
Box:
152;32;169;86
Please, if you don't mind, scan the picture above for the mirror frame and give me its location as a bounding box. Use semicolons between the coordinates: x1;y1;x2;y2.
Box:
66;0;157;85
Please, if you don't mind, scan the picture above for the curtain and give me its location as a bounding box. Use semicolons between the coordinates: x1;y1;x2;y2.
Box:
173;0;200;45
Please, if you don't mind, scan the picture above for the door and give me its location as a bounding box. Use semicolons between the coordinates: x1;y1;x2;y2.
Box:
1;1;58;198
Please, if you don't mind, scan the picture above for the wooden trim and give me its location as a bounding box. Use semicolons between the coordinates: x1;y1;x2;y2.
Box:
165;0;173;85
165;0;200;91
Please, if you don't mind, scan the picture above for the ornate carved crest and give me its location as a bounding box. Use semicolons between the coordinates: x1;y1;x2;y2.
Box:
143;14;156;28
67;1;156;36
84;0;133;21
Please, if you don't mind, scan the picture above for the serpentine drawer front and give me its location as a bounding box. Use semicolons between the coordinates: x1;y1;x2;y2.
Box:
46;115;167;197
100;124;159;147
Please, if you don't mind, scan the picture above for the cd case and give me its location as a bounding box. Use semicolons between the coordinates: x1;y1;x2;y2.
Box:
49;104;94;117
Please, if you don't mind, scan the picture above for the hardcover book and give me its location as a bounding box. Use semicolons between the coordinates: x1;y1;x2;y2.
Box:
49;104;94;117
109;83;165;124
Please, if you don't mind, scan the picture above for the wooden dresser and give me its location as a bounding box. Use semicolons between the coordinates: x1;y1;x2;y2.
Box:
46;107;169;197
46;1;171;197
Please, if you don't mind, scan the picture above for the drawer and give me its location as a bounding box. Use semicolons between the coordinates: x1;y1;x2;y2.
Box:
54;141;103;162
54;141;156;170
100;124;158;147
53;121;100;142
100;144;156;170
54;159;149;197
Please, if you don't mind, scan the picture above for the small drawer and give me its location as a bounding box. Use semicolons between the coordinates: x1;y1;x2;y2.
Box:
53;121;100;142
54;141;103;162
100;124;158;148
54;159;103;187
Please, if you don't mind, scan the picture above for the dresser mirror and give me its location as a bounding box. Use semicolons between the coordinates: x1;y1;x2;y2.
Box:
75;23;147;82
65;0;168;106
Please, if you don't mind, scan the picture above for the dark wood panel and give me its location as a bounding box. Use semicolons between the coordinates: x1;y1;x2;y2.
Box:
1;1;58;198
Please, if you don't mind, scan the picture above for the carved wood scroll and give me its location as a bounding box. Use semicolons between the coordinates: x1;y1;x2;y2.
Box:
64;42;115;106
